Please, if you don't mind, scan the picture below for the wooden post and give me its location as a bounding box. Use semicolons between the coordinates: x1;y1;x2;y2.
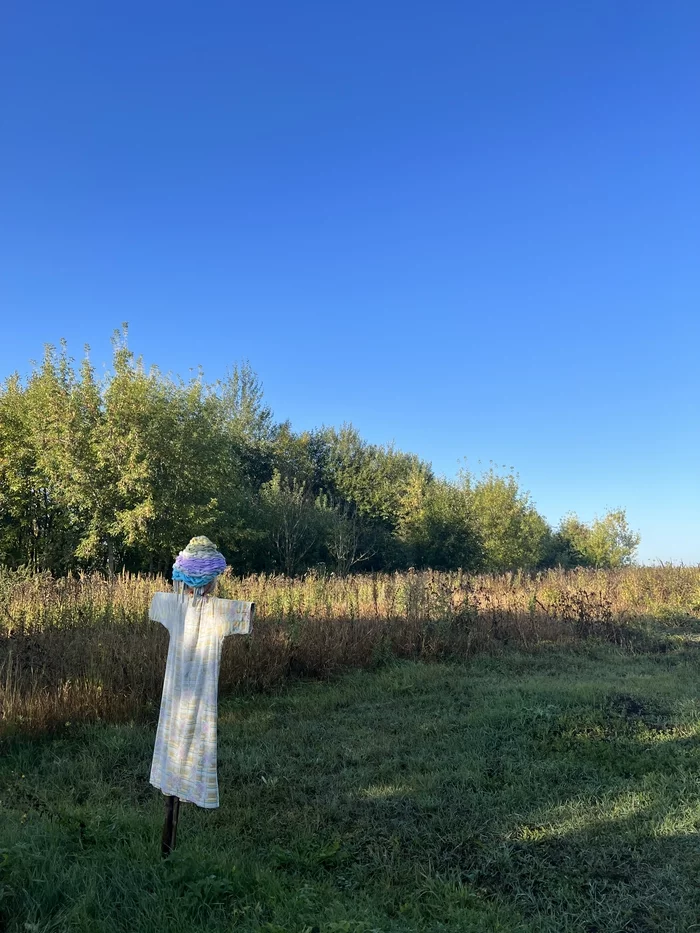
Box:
161;795;180;858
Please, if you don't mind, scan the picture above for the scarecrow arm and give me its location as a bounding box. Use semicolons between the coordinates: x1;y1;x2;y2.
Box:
148;592;177;634
216;599;255;637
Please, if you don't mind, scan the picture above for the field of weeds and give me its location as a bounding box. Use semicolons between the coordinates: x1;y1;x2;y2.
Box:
1;566;699;736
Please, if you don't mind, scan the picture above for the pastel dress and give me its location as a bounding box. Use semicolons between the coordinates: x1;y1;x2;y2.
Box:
148;591;253;808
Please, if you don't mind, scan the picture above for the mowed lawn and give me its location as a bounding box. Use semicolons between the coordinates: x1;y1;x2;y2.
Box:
4;641;700;932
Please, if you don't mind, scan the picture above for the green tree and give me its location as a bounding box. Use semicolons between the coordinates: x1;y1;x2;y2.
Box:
0;343;80;571
587;510;640;568
397;470;482;571
0;372;57;569
0;327;640;578
315;424;433;569
260;470;331;575
544;513;592;568
545;509;640;569
323;497;376;575
467;466;550;572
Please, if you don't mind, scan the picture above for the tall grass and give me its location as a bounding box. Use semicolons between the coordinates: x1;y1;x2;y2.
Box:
1;566;699;736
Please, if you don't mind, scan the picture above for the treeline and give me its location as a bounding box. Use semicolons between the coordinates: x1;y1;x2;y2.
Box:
0;327;640;577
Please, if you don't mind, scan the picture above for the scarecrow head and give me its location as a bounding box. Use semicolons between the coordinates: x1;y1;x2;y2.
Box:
172;535;227;597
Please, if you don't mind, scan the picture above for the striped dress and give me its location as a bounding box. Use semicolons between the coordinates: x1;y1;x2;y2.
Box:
149;591;254;808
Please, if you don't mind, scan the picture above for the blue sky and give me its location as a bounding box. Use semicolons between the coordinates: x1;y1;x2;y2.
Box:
1;1;698;563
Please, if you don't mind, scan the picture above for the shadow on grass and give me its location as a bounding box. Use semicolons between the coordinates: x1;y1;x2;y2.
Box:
222;665;700;932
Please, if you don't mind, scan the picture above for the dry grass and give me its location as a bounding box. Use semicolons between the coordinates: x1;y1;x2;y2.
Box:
1;565;699;736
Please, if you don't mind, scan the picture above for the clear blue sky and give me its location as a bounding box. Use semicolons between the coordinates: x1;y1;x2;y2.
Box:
1;1;698;563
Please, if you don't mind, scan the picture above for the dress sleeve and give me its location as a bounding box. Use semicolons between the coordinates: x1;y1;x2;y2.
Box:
215;599;255;638
149;592;177;634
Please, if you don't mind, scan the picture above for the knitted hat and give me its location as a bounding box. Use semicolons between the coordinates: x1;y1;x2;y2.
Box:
172;536;227;590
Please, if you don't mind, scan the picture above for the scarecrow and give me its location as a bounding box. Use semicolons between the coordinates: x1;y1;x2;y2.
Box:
148;536;254;856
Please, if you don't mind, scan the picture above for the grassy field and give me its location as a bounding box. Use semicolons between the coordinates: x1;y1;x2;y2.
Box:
4;635;700;932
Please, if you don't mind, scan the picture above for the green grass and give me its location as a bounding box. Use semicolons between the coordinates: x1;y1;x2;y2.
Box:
4;641;700;932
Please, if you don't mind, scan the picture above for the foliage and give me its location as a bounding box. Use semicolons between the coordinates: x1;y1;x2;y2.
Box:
397;469;482;571
260;471;330;575
465;466;551;572
549;510;642;569
0;329;639;576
